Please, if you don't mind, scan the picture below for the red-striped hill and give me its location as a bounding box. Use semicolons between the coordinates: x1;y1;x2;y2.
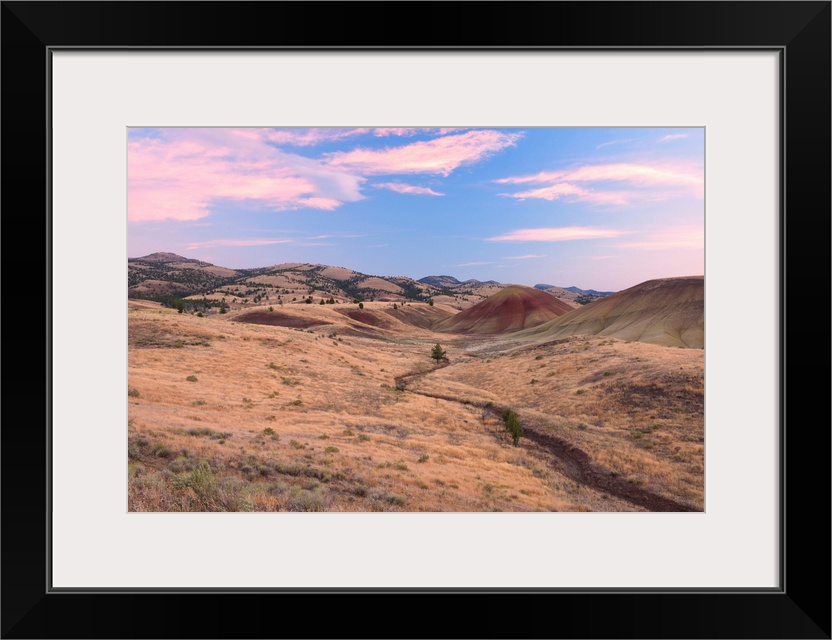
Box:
433;285;573;335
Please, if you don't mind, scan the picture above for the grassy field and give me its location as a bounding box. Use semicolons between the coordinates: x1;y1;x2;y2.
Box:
128;301;703;512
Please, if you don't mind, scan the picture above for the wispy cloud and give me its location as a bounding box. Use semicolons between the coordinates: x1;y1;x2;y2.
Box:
372;128;466;138
308;233;366;240
616;226;703;250
658;134;689;143
374;182;444;196
128;129;365;222
495;161;703;206
263;127;468;147
264;128;372;147
596;138;636;149
488;227;624;242
497;163;701;188
502;182;630;206
505;254;546;260
184;238;293;250
455;261;497;267
325;130;522;176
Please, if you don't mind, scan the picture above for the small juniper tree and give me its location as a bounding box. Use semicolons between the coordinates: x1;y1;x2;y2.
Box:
502;407;524;446
431;343;446;362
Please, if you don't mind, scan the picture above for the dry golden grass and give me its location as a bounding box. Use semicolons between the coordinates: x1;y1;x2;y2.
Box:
128;303;701;512
418;335;704;508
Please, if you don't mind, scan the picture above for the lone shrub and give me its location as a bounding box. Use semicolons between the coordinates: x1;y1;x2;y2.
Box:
501;407;524;447
430;343;447;362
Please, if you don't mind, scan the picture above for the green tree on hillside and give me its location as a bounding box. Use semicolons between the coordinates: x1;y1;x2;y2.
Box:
431;343;447;362
501;407;524;446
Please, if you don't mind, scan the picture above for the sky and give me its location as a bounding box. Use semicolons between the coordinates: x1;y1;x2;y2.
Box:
128;127;703;291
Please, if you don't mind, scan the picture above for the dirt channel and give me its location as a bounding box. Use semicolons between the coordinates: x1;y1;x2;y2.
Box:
393;368;697;512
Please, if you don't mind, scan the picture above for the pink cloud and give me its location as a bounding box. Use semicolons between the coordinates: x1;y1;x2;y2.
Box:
309;234;366;240
262;127;468;146
185;238;294;250
372;128;421;138
488;227;624;242
562;163;701;188
497;163;701;188
505;254;546;259
495;161;703;206
616;226;703;251
507;184;631;206
264;129;372;146
325;130;522;176
375;182;444;196
372;128;466;138
128;129;364;222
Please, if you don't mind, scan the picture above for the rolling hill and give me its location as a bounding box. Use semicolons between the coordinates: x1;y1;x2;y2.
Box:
129;253;594;312
515;276;704;348
432;285;574;335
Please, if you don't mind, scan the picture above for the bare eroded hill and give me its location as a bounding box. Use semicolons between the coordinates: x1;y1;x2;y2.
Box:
515;276;704;348
433;285;574;335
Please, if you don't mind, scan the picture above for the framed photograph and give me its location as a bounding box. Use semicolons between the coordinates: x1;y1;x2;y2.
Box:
3;2;829;638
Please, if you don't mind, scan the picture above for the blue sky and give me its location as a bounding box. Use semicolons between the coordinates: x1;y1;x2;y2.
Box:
128;127;703;291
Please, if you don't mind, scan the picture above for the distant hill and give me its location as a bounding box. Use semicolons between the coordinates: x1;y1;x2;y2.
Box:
128;253;241;299
433;285;573;335
418;275;462;288
564;286;614;296
128;253;626;316
132;252;202;264
516;276;704;348
532;284;605;307
129;255;505;310
420;275;503;288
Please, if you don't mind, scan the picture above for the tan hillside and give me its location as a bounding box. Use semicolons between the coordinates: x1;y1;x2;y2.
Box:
433;285;573;335
516;276;704;348
128;306;703;512
383;303;455;329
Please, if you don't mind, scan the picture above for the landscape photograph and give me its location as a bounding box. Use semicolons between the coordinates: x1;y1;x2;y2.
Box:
127;126;704;512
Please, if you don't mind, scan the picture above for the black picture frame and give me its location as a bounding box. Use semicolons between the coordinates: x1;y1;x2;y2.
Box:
2;2;829;638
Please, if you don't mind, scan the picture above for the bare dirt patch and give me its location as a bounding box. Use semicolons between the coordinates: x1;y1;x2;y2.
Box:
339;310;389;327
234;311;332;329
